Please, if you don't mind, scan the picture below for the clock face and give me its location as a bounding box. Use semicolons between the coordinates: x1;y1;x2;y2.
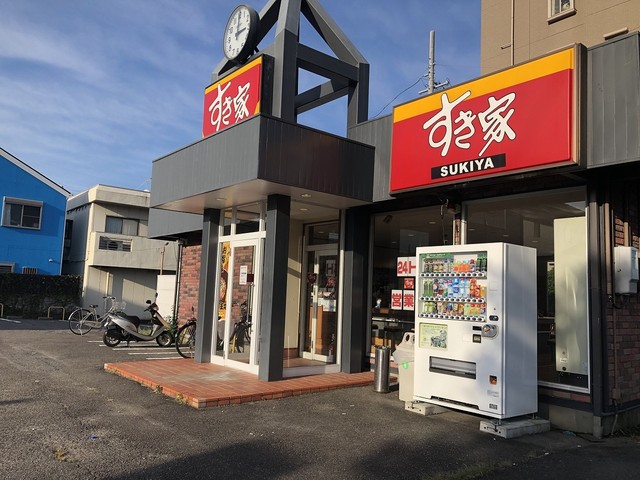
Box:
223;5;258;62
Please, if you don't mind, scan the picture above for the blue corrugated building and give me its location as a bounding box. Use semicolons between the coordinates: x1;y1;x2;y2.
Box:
0;147;69;275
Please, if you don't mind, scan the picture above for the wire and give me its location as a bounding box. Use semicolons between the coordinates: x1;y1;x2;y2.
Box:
372;74;427;119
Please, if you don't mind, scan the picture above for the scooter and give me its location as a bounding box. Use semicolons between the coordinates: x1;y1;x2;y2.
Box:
103;295;173;347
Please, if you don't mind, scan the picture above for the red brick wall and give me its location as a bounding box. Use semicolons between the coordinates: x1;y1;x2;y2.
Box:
608;182;640;405
176;244;255;325
177;245;201;325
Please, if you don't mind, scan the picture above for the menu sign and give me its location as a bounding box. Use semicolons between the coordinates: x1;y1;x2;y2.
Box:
390;47;577;192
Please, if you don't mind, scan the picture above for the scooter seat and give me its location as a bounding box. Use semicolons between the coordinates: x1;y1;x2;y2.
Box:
121;313;142;327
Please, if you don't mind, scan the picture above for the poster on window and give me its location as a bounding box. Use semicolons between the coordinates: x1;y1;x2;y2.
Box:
391;289;403;310
218;242;230;319
325;259;336;276
403;277;415;290
403;290;415;311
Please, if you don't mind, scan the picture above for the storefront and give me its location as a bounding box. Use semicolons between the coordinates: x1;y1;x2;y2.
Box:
149;0;640;436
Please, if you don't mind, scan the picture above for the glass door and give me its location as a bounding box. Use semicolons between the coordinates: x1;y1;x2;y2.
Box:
215;238;261;371
303;249;338;363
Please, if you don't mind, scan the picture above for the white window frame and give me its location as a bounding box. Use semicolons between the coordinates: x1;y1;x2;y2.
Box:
1;197;43;230
22;266;38;274
548;0;576;23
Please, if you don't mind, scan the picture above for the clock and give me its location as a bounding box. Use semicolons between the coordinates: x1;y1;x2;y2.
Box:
223;4;260;63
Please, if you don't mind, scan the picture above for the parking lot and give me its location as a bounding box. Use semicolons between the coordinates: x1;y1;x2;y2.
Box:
1;317;639;479
85;338;183;360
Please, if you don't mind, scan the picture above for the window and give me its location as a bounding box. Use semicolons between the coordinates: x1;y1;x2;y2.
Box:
221;203;265;237
548;0;575;22
99;236;132;252
0;263;14;273
466;188;588;391
370;206;455;354
22;267;38;274
105;216;139;236
2;197;43;229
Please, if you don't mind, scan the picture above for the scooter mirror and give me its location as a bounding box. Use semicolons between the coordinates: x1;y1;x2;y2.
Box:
146;300;152;304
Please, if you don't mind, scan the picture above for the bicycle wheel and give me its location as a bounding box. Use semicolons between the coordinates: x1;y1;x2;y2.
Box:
68;309;95;335
175;322;196;359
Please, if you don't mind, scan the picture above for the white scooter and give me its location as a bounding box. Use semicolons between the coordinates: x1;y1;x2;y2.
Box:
102;295;173;347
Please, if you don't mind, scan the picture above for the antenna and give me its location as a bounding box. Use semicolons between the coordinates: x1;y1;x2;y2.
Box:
419;30;449;95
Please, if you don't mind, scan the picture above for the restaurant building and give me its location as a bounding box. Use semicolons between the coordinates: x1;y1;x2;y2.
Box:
149;0;640;436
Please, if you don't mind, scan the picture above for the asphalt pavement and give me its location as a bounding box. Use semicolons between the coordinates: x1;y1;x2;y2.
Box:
1;317;639;479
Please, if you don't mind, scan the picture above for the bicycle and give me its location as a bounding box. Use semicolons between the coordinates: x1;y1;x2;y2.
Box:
175;313;197;359
68;296;124;335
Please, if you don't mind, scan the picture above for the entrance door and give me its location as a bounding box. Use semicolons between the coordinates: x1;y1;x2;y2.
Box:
215;239;261;371
303;249;338;362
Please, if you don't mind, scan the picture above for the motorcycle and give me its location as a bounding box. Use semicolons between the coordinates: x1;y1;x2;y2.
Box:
102;295;173;347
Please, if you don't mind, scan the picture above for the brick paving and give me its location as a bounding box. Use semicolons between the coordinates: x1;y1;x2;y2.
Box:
105;359;377;408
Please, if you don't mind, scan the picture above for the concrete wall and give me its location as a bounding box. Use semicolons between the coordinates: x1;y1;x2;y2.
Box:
481;0;639;74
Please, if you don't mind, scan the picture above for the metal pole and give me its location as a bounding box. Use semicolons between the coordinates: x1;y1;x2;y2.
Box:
428;30;435;94
510;0;515;66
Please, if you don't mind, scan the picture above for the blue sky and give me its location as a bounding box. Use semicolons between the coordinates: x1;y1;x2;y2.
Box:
0;0;480;195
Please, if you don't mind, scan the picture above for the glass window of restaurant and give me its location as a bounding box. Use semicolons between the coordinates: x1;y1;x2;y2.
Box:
370;206;455;354
465;188;589;391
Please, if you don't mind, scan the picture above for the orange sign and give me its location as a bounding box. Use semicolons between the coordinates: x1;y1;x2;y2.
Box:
391;48;577;192
202;56;263;137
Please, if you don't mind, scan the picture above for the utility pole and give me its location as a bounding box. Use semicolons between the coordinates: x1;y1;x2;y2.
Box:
420;30;449;95
428;30;435;94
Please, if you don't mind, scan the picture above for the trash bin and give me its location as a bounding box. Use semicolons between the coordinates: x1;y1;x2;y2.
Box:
373;345;390;393
392;332;415;402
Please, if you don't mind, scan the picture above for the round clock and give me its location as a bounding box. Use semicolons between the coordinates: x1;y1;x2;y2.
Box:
223;4;260;63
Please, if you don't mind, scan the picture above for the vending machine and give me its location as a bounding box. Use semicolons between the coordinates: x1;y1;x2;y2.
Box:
413;243;537;419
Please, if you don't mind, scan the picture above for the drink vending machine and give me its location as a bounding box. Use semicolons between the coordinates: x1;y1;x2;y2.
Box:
413;242;537;419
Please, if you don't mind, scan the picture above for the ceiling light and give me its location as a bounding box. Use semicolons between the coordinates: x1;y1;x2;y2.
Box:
301;193;312;198
300;208;308;211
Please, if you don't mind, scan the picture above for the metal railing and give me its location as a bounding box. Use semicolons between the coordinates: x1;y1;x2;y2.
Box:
47;305;65;320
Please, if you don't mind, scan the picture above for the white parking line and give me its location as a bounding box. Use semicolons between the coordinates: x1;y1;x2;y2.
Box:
125;351;177;355
0;318;21;324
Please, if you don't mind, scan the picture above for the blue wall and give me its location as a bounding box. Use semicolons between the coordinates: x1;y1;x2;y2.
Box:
0;153;67;275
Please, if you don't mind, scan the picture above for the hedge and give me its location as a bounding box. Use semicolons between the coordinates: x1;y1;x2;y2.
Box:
0;273;81;318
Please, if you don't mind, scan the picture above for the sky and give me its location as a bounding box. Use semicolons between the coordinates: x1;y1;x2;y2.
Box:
0;0;480;195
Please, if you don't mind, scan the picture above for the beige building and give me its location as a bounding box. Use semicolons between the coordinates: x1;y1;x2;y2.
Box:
481;0;639;74
63;185;178;317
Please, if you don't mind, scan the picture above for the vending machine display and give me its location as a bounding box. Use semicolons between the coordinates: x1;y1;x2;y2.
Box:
413;243;537;419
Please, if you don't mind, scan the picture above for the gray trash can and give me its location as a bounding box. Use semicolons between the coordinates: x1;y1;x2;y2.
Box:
374;345;390;393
